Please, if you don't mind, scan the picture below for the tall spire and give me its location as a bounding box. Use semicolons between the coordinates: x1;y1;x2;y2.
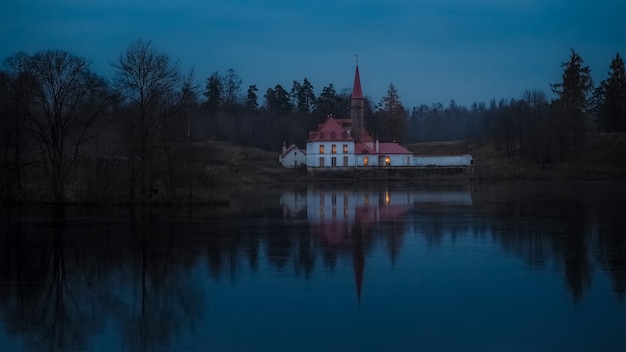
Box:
351;61;365;141
352;64;363;99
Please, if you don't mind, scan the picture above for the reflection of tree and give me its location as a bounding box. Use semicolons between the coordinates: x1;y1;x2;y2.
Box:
2;185;625;350
0;206;206;352
120;208;204;352
483;183;600;303
0;207;105;351
596;201;626;300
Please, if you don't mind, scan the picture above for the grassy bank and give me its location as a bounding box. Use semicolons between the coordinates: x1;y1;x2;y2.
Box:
202;134;626;189
406;133;626;180
3;134;625;205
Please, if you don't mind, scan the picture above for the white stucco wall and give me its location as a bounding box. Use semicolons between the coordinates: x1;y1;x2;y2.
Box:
306;141;356;168
279;148;307;168
302;141;473;169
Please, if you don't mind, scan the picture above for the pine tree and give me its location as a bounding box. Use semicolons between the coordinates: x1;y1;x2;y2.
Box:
550;49;594;160
246;84;259;112
204;72;222;115
377;83;407;142
594;53;626;132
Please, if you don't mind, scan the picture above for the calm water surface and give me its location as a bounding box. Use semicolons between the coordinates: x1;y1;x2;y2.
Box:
1;182;625;351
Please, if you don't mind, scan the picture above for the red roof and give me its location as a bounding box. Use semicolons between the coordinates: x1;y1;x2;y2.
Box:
354;142;412;155
378;143;412;154
308;116;353;141
351;65;363;99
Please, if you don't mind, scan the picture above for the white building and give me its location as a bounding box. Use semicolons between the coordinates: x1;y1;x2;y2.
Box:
280;64;474;171
279;142;307;168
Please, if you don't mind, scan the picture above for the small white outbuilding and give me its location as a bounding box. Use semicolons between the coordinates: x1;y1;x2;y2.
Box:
279;142;307;168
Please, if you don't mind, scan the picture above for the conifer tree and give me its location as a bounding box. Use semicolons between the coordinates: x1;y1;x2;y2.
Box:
594;53;626;132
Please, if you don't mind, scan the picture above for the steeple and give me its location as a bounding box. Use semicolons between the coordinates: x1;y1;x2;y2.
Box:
350;63;365;141
352;64;363;99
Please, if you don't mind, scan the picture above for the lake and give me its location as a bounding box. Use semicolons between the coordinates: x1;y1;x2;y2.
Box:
1;181;625;351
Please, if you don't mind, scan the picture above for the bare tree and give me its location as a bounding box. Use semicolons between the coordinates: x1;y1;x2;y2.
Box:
112;39;182;199
1;52;35;199
24;50;108;201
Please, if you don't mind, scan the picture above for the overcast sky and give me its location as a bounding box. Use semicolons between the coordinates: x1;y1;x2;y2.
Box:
2;0;625;108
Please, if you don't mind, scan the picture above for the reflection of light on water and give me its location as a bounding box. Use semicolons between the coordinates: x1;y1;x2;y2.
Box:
280;188;473;223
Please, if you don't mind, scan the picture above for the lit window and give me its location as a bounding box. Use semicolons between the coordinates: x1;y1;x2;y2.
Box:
363;156;369;166
319;145;324;154
385;156;391;166
343;144;348;154
331;144;336;154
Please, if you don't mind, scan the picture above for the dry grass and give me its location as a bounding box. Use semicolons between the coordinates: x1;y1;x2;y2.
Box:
408;134;626;180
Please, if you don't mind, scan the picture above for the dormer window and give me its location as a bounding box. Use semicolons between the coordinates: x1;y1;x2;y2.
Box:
342;131;348;139
330;131;336;139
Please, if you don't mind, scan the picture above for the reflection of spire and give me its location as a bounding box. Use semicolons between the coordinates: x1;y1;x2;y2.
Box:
352;227;365;304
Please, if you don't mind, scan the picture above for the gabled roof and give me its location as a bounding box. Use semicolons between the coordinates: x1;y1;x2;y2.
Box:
280;143;306;157
308;116;353;141
351;65;363;99
354;141;412;155
355;142;375;154
378;143;412;154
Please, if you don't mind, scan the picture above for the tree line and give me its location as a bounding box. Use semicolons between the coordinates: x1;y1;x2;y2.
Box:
1;40;625;201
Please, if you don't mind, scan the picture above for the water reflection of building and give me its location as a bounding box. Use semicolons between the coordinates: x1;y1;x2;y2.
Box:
280;188;473;300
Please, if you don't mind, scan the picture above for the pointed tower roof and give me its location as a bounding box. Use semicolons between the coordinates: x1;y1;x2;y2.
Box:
351;64;363;99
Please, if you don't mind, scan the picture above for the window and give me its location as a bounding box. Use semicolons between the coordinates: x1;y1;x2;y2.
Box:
343;156;348;167
331;157;337;166
385;156;391;166
363;156;369;166
330;131;336;139
343;144;348;154
319;157;325;167
319;145;324;154
331;144;336;154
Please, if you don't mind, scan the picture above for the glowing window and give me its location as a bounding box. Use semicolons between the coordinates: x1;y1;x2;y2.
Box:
385;156;391;166
331;144;336;154
343;144;348;154
363;156;369;166
319;145;324;154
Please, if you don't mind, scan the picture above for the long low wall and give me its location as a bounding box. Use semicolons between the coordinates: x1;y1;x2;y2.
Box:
412;155;473;167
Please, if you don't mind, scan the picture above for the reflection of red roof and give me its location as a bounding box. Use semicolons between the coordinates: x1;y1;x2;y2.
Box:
310;223;347;246
308;116;353;141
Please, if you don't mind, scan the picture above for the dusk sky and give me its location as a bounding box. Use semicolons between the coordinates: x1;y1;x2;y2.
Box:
2;0;625;108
